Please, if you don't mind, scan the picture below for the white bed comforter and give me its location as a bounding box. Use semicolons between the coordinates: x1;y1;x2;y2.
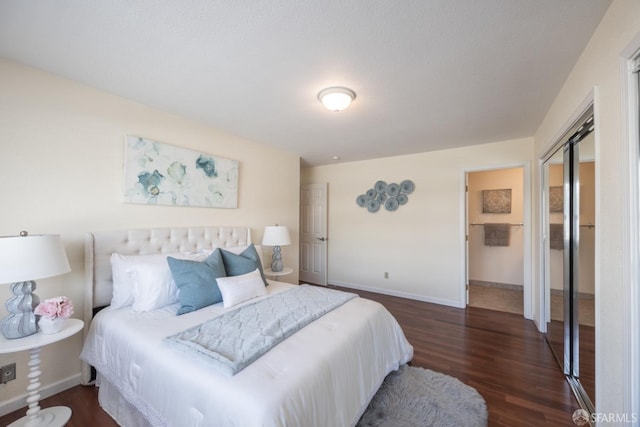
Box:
81;282;413;427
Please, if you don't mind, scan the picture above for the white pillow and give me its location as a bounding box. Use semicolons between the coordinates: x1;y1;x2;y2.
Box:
110;252;207;310
129;262;179;311
110;253;138;309
216;268;267;308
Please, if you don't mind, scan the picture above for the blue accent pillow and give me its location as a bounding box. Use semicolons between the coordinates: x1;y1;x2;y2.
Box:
220;244;268;286
167;249;227;315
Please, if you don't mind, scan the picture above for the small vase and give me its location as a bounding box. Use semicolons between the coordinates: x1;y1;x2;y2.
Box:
38;317;66;334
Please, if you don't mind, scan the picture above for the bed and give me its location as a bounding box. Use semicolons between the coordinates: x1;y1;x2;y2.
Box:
80;226;413;427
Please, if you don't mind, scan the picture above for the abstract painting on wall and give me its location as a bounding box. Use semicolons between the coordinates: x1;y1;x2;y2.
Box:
482;189;512;213
549;186;563;212
123;136;239;208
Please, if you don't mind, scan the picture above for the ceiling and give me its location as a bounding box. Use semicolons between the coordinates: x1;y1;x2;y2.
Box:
0;1;611;167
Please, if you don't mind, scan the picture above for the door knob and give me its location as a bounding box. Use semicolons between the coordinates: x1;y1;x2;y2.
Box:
316;237;326;241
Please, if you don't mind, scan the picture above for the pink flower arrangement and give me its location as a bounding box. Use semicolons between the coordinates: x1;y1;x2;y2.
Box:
34;296;74;320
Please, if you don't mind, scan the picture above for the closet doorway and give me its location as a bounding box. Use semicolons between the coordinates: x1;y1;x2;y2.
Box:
466;167;525;315
542;106;595;412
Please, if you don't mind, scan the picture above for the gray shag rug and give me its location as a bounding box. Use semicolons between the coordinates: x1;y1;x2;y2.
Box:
357;365;488;427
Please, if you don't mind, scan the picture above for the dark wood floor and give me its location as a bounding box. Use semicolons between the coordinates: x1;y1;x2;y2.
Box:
0;285;578;426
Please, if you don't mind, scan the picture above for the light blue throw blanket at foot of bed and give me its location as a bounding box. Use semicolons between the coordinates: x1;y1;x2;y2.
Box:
166;284;357;375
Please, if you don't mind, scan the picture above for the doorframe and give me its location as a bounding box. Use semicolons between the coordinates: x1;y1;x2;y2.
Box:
620;33;640;425
539;92;597;417
461;161;532;319
538;91;595;335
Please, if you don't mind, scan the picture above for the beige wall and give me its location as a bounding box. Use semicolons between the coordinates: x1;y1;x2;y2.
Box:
302;138;532;307
0;59;300;411
1;0;638;418
532;0;640;416
467;167;524;287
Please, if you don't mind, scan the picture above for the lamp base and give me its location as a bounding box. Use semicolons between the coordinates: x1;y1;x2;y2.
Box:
270;246;283;272
9;346;72;427
8;407;71;427
0;281;38;339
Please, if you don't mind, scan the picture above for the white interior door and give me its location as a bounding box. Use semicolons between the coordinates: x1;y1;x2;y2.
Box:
300;183;327;285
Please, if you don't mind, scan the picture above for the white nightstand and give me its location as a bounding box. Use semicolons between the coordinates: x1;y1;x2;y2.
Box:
0;318;84;427
264;267;293;280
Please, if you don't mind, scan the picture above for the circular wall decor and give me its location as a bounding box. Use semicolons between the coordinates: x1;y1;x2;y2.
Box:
375;180;388;194
356;179;415;213
386;183;400;197
385;197;399;212
367;199;381;213
400;180;415;194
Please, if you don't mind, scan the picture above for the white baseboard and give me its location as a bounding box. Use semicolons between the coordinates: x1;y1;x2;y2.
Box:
0;373;81;417
329;280;464;308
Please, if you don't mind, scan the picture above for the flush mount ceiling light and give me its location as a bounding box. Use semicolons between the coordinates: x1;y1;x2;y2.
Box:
317;86;356;112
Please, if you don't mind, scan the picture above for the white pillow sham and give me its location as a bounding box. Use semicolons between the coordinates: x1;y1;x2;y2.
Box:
130;261;185;312
110;252;209;311
216;268;267;308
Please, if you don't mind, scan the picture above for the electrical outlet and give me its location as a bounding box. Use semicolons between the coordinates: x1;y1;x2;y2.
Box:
1;363;16;384
384;272;389;279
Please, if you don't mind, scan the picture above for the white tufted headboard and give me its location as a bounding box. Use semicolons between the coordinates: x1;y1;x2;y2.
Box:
81;226;250;384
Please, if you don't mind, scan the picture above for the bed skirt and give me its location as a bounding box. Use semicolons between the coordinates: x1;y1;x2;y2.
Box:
96;373;154;427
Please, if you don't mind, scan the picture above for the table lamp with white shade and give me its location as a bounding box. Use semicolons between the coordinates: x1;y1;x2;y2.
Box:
262;225;291;272
0;232;71;339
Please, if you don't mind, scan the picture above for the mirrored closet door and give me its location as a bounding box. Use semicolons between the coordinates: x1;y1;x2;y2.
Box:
543;106;595;413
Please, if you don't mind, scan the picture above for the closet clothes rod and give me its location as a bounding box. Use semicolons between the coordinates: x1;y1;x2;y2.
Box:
469;223;523;226
547;223;596;229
